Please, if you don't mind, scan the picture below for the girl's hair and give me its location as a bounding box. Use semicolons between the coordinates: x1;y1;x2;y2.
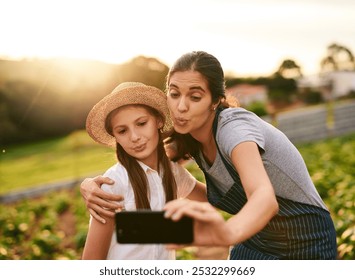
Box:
165;51;234;162
105;105;177;209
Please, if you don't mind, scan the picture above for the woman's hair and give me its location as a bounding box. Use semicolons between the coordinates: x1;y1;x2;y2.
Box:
105;105;177;209
165;51;233;161
166;51;226;104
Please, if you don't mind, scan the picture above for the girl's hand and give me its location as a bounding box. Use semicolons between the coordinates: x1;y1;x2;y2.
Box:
80;176;124;224
163;199;234;247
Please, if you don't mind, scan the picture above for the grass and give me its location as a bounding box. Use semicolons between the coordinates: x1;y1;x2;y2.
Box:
0;131;116;194
0;130;205;195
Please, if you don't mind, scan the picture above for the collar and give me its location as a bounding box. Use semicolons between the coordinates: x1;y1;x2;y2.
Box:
137;161;160;174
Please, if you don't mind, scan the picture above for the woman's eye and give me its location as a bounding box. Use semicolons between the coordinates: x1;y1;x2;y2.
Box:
117;129;126;135
168;92;179;98
191;95;201;101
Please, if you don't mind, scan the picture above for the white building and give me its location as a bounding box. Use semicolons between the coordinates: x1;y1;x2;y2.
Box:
297;71;355;100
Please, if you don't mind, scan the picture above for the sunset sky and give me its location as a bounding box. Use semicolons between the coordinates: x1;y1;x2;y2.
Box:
1;0;355;77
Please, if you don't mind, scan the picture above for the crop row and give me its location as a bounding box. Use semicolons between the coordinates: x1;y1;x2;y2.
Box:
0;133;354;259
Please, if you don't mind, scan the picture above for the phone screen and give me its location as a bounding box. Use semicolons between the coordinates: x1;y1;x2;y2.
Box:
115;210;193;244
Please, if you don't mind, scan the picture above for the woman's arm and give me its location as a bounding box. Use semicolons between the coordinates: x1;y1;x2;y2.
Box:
81;216;115;259
225;141;279;243
80;175;124;224
164;141;279;246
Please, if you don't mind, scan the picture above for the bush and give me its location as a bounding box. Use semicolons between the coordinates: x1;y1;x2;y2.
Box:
246;101;268;117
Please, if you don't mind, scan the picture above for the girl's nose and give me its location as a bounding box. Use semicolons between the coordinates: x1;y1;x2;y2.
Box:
130;130;141;142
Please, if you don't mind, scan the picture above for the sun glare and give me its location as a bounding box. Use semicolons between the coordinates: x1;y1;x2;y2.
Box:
1;0;355;76
1;0;149;64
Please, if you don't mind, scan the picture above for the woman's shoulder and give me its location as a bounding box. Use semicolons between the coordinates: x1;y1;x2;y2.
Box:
220;107;258;120
216;107;267;154
218;107;261;130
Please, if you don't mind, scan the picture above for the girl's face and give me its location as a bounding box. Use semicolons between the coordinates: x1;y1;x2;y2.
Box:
167;70;217;138
110;105;163;169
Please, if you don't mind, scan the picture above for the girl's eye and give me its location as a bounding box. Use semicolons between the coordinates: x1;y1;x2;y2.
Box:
117;129;126;135
137;121;147;127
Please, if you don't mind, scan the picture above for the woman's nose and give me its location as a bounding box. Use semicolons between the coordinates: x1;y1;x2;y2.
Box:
177;97;188;112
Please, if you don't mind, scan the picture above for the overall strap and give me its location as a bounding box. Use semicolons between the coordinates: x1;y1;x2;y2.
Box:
212;108;241;182
205;107;246;214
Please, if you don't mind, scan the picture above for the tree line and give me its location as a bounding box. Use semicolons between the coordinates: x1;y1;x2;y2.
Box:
1;43;354;146
0;56;169;146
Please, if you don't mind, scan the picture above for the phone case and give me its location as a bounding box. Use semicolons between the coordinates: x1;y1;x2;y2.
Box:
115;210;193;244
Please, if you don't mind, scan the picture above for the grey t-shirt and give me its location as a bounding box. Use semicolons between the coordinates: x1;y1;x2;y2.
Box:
199;107;327;210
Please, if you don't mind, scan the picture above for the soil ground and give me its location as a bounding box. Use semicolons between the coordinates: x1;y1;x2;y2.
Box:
195;246;230;259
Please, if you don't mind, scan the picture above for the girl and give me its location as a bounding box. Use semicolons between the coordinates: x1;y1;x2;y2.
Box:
81;82;206;260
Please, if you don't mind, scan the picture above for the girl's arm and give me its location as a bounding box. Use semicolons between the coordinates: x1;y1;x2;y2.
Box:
81;216;115;259
186;181;207;202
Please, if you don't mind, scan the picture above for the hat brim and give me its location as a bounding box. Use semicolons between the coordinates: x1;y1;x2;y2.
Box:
86;83;172;147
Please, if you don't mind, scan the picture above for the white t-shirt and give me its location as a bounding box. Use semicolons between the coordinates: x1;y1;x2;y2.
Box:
99;160;196;260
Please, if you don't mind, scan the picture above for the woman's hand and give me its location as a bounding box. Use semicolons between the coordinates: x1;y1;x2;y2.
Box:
80;176;124;224
163;199;234;247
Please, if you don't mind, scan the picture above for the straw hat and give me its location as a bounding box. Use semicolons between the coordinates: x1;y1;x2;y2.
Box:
86;82;172;147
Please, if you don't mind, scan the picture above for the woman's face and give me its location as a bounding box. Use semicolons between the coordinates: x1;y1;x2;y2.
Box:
110;105;162;169
167;70;216;138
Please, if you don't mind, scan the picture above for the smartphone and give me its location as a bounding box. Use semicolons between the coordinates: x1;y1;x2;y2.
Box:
115;210;193;244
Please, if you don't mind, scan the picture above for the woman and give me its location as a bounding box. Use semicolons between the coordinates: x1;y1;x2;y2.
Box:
82;82;206;260
81;51;337;260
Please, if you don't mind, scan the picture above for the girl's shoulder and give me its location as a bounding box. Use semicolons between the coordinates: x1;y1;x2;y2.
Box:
169;161;196;181
103;162;128;178
102;163;130;195
169;160;183;175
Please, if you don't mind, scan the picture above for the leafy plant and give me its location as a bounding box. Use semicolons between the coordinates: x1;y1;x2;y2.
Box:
0;133;354;259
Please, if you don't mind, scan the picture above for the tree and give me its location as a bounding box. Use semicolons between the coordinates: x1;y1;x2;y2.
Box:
275;59;303;79
320;43;355;73
119;56;168;90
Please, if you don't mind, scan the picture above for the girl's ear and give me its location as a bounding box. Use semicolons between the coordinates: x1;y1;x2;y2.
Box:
157;119;164;129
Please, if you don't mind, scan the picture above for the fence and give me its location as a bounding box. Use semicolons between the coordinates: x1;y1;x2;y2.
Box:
0;178;82;203
273;100;355;144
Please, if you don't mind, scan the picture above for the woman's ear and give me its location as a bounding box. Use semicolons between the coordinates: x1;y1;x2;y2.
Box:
212;100;221;111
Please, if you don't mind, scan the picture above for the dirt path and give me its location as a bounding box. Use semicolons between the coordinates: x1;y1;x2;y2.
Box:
57;209;77;249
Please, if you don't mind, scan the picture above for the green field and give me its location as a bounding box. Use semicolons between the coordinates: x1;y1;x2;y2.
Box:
0;131;117;194
0;131;354;259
